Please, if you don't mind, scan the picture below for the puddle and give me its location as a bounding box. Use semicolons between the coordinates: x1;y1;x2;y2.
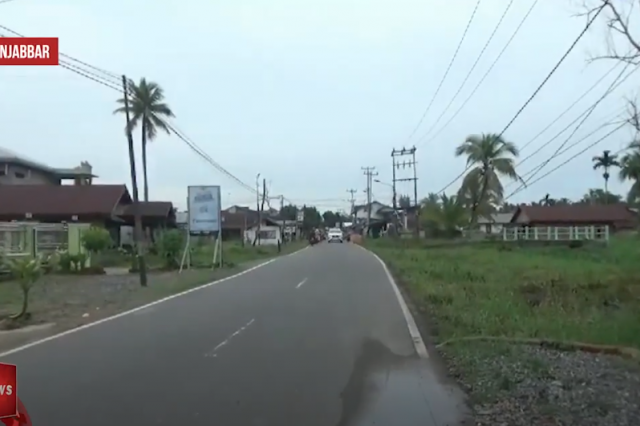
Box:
337;339;471;426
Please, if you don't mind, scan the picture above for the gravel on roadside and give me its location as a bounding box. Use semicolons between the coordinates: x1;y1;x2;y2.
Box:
442;342;640;426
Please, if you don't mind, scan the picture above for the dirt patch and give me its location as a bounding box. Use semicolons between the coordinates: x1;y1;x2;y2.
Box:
0;255;285;353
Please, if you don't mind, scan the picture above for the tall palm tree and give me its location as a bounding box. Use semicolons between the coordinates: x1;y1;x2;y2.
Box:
455;133;522;225
592;149;620;198
115;78;175;201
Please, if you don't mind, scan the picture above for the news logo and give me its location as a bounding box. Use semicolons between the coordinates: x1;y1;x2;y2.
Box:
0;37;59;66
0;364;30;426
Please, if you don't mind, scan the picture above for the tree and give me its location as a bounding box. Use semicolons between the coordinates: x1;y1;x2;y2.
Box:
115;78;175;202
580;188;622;205
619;143;640;204
322;210;338;227
398;195;412;209
586;0;640;66
279;204;298;221
455;133;522;225
592;149;620;197
420;194;467;238
301;206;322;233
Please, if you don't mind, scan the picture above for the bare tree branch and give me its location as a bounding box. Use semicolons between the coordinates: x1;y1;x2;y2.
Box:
584;0;640;65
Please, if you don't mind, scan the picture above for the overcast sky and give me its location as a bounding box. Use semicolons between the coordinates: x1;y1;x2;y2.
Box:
1;0;637;212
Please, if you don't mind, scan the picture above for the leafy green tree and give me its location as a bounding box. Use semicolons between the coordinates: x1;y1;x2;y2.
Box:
421;194;467;238
115;78;175;201
455;133;522;225
592;149;620;198
279;204;298;221
579;189;622;205
322;210;338;227
301;206;322;232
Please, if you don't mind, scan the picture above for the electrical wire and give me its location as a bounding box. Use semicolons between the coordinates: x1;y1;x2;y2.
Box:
422;0;539;148
513;62;636;191
504;122;626;200
508;113;625;187
434;2;608;195
417;0;516;147
497;4;606;138
404;0;482;142
0;24;275;200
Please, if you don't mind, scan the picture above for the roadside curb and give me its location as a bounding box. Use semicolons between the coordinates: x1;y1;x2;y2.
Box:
354;243;430;359
0;244;310;358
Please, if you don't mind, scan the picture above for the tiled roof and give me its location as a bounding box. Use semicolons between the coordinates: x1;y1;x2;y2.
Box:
515;204;636;223
0;184;130;216
117;201;174;218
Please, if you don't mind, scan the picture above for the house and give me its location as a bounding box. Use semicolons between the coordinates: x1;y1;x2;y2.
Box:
352;201;394;223
477;212;515;234
510;204;636;231
0;147;95;186
0;185;175;245
244;217;282;246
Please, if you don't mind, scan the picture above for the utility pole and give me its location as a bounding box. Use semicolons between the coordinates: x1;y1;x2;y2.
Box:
253;173;261;246
346;189;357;222
121;75;147;287
361;166;378;234
391;146;419;235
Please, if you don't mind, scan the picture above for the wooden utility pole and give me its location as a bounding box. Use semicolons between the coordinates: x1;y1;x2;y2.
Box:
121;75;147;287
361;166;378;234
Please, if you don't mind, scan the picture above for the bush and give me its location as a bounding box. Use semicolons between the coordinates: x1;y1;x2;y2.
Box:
81;227;112;255
155;230;184;270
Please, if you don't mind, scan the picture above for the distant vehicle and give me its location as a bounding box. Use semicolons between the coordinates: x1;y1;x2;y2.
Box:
327;228;343;243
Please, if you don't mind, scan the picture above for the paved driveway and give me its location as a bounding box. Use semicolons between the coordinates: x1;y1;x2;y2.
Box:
1;243;469;426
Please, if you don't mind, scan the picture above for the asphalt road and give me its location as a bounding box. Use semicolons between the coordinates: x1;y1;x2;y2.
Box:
0;243;470;426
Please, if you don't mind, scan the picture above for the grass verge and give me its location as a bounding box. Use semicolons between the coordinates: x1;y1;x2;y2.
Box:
364;237;640;404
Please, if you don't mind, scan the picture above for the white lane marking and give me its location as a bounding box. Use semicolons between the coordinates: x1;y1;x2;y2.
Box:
355;244;429;359
295;278;308;289
205;318;255;358
0;246;309;358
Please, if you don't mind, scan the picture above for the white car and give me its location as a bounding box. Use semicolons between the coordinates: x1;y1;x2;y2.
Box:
327;228;343;243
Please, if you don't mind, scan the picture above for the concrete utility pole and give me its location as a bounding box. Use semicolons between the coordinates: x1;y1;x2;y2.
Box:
346;189;357;222
391;147;419;235
361;166;378;233
253;173;261;246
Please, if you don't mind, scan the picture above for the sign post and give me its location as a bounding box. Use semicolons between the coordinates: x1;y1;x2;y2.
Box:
180;185;222;273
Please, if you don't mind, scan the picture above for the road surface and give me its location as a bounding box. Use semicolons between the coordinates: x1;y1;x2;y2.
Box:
0;243;470;426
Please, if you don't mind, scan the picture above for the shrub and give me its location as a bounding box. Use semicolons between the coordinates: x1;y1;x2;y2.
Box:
81;227;112;256
155;230;184;270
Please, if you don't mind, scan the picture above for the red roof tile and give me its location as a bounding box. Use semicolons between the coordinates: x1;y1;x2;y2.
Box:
0;184;129;216
514;204;636;224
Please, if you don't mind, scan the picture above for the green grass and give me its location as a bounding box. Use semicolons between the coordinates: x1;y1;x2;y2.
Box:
366;237;640;349
366;236;640;404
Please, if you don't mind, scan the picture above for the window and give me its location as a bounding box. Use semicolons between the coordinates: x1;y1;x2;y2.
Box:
258;230;276;240
14;171;25;178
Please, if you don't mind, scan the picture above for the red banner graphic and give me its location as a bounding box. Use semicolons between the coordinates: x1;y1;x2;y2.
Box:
0;37;59;66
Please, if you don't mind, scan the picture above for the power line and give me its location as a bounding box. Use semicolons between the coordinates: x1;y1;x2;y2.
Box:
518;61;623;153
418;0;516;146
509;114;624;187
0;24;272;200
404;0;482;142
423;0;539;147
515;62;635;189
504;122;626;200
434;3;607;195
496;3;606;138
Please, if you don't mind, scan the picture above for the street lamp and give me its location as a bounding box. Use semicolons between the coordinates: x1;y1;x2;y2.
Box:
374;179;396;209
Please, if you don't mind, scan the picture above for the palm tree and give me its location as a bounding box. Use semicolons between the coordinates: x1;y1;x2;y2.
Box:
455;133;522;225
115;78;175;201
619;144;640;205
421;194;467;238
592;150;620;199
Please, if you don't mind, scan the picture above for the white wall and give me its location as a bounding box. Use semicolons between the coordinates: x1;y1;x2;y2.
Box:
244;225;281;246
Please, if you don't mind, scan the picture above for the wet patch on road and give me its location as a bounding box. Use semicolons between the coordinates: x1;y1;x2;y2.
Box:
337;339;472;426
